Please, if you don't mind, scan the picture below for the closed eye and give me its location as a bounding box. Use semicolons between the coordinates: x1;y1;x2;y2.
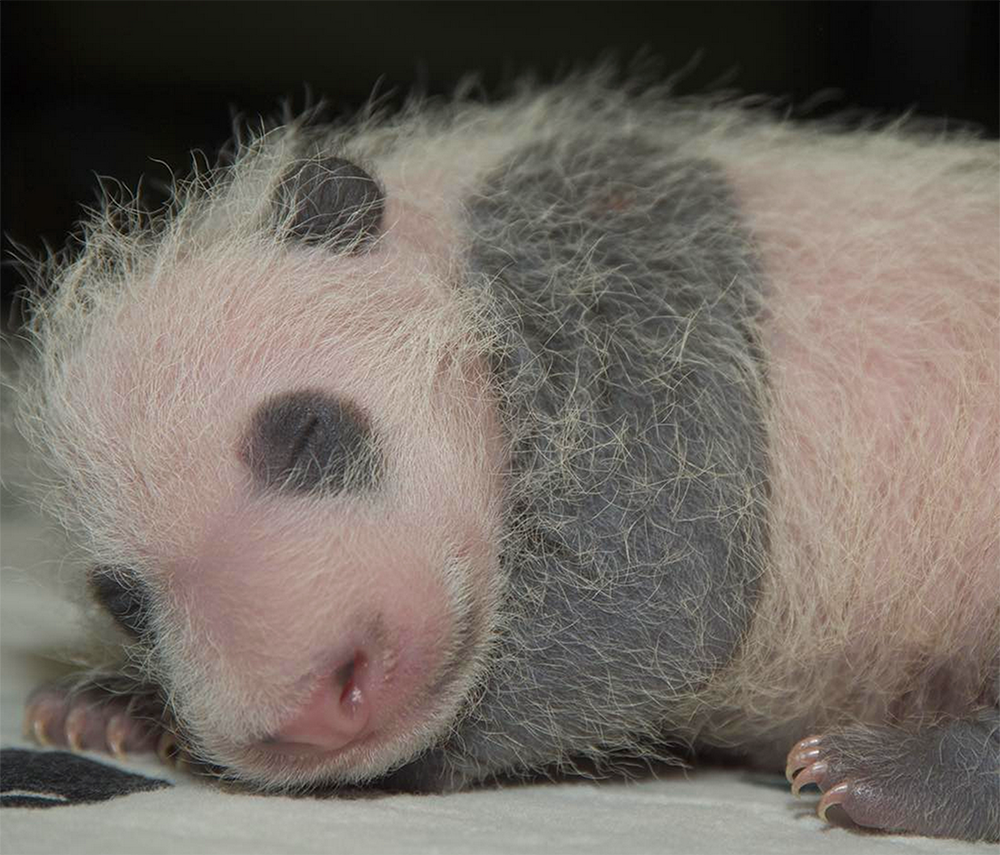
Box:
88;566;154;640
241;389;382;495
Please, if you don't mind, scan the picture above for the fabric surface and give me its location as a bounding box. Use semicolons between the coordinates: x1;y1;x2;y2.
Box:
1;496;991;854
1;749;171;808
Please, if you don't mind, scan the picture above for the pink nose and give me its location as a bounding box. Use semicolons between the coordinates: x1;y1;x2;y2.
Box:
264;652;372;753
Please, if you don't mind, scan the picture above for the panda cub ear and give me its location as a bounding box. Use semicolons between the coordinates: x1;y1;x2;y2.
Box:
276;156;385;252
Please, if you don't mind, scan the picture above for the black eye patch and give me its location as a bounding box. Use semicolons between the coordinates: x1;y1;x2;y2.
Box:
88;567;154;640
276;156;385;251
241;390;382;495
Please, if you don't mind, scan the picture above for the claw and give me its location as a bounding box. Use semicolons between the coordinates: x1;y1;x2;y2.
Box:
817;781;852;822
64;705;87;752
791;760;829;796
786;747;822;782
105;713;129;758
31;713;52;747
785;734;823;781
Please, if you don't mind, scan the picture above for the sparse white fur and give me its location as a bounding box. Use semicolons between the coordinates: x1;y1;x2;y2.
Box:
695;122;999;761
8;73;999;790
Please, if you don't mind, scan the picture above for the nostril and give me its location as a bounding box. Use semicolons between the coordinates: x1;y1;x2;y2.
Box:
336;652;367;710
334;652;360;691
262;651;373;754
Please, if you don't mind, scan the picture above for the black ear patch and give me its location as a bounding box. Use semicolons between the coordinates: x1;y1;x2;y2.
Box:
277;157;385;251
89;567;154;641
242;390;382;495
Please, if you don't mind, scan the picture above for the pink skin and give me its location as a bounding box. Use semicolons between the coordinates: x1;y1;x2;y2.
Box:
20;142;503;780
164;497;466;756
716;141;999;824
261;651;372;754
744;162;998;686
15;146;512;781
41;175;507;784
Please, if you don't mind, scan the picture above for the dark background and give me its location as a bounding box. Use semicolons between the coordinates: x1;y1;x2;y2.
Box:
3;1;997;327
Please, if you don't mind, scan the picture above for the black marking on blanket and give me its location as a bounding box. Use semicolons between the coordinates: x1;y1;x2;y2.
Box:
0;748;171;807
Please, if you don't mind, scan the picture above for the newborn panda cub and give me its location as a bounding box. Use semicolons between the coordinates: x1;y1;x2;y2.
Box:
15;82;999;841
